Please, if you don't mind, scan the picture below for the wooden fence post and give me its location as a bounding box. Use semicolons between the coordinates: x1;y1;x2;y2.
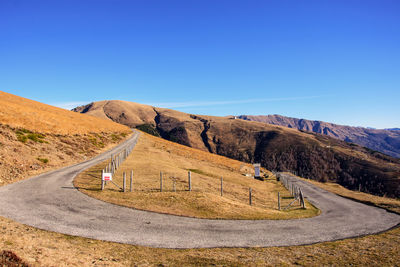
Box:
220;177;223;196
123;172;126;192
188;171;192;191
130;170;133;192
249;188;252;206
160;171;163;192
278;192;281;210
300;189;306;209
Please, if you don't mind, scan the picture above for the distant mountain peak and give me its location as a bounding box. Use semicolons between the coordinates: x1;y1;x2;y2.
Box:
238;115;400;158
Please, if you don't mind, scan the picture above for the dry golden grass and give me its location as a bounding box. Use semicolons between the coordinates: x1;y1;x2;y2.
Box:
75;132;319;220
2;134;400;265
0;124;131;187
1;213;399;266
0;91;130;134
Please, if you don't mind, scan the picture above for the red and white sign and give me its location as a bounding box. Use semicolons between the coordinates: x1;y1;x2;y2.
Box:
102;172;112;181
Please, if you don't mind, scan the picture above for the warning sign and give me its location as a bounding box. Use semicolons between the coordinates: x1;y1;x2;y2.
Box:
102;172;112;181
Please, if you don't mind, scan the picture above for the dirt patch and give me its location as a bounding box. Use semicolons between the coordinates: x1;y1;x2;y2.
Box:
0;250;29;267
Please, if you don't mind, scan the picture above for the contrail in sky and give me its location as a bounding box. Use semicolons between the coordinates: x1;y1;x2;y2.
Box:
148;95;329;108
52;95;330;110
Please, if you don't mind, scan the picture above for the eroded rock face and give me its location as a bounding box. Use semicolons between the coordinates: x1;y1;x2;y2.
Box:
74;101;400;198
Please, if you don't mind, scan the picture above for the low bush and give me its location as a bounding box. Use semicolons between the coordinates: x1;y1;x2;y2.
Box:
37;157;49;164
111;134;121;141
136;124;160;137
16;128;46;143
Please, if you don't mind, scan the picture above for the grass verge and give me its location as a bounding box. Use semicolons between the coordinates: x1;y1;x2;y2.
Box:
1;214;399;266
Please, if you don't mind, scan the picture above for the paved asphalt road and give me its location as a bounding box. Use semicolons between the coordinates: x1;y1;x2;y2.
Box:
1;131;399;248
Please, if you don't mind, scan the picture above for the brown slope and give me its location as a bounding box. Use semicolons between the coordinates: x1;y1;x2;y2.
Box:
0;91;130;134
74;100;400;198
0;92;131;186
238;114;400;158
72;100;157;127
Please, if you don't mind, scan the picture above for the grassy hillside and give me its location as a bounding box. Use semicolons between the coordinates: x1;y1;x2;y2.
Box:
74;100;400;198
0;91;130;134
0;124;130;186
0;91;131;186
75;132;319;219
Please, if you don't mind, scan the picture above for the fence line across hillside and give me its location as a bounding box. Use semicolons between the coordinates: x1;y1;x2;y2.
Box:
101;162;307;211
276;173;306;209
100;144;136;190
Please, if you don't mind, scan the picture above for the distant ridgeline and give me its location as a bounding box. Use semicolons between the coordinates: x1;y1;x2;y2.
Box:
238;115;400;159
74;101;400;198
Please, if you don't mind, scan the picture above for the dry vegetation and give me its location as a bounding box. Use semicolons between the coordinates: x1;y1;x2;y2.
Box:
0;91;130;134
2;168;400;266
75;99;400;198
0;91;132;186
1;133;399;266
75;132;319;219
1;212;399;266
0;124;130;186
1;92;399;265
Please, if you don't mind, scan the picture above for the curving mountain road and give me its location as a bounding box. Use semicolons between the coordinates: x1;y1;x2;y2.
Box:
1;132;399;248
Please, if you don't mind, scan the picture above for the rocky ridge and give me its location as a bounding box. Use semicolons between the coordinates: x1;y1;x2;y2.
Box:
238;114;400;158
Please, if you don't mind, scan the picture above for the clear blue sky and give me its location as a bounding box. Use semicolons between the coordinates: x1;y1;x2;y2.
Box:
1;0;399;128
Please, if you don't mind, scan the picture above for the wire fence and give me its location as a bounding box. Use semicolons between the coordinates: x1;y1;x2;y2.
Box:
276;173;306;209
101;161;307;211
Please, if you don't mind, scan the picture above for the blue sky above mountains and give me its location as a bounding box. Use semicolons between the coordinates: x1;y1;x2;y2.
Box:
0;0;399;128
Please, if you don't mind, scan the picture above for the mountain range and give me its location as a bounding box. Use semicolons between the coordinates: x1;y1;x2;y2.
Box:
238;115;400;158
73;100;400;198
